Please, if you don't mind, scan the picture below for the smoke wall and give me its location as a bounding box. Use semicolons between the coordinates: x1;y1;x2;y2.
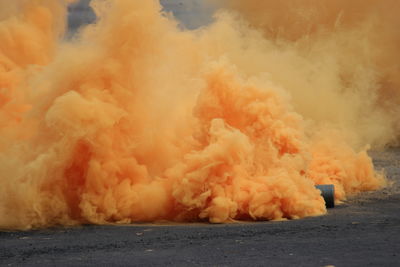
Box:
221;0;400;147
0;0;392;229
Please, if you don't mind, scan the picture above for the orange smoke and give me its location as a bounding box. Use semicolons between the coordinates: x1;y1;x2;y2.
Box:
220;0;400;147
0;0;388;229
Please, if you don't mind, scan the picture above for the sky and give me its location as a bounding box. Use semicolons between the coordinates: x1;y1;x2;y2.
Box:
68;0;214;31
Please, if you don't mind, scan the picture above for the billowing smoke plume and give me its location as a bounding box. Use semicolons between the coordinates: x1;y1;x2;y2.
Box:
0;0;391;229
221;0;400;147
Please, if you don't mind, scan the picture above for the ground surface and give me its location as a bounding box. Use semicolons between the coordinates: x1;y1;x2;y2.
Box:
1;148;399;267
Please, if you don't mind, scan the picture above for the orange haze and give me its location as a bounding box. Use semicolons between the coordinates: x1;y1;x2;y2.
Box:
0;0;392;229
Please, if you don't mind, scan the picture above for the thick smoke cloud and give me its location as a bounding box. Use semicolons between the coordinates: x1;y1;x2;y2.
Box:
0;0;389;229
220;0;400;147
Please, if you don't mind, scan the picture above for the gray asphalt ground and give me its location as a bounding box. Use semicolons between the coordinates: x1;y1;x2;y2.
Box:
1;148;399;267
1;1;400;266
